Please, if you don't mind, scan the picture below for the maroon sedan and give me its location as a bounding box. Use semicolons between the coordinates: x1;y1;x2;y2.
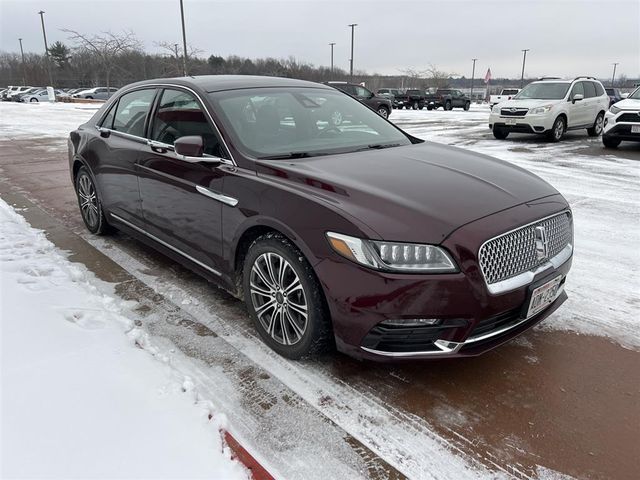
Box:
68;76;573;361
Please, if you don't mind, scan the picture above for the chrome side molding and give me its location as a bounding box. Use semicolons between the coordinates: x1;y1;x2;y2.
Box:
195;185;238;207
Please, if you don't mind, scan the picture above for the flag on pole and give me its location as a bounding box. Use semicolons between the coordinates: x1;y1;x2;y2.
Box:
484;68;492;84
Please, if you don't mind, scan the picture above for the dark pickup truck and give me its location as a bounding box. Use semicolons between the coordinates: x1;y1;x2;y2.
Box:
395;89;426;110
425;89;471;111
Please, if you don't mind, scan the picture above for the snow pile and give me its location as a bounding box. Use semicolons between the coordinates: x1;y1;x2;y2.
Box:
0;199;247;479
0;101;98;139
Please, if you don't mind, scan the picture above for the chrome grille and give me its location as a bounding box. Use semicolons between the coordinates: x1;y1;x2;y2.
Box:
479;212;573;285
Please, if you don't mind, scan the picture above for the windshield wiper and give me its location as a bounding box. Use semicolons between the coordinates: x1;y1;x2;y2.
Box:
352;143;403;152
257;151;328;160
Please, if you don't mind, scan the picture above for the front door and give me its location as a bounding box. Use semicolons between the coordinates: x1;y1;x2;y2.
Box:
567;82;588;127
137;87;233;273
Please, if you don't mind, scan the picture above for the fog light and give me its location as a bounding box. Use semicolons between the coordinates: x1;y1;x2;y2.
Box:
381;318;441;327
604;118;608;126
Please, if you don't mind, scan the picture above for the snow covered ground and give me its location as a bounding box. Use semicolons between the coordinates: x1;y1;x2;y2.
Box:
0;198;247;479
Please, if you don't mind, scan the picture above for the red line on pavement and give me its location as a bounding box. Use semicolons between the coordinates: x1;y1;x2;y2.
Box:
224;430;275;480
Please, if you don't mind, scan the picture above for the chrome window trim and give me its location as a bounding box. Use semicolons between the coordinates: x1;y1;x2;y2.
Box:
478;210;573;295
101;82;237;166
109;213;222;277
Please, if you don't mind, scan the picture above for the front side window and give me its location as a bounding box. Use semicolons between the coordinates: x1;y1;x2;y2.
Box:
516;82;571;100
112;88;156;137
150;89;226;158
354;86;371;98
570;82;585;99
210;87;412;159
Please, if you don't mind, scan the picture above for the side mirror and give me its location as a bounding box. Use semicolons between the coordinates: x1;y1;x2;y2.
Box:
174;135;204;157
572;93;584;103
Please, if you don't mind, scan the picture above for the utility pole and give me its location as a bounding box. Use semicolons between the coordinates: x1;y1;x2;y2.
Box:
174;43;181;74
18;38;26;85
329;42;335;75
520;49;529;88
470;58;477;102
348;23;357;82
179;0;188;76
37;11;54;86
611;62;619;87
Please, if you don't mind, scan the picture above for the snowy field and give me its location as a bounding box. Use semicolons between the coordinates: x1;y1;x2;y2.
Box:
1;101;639;479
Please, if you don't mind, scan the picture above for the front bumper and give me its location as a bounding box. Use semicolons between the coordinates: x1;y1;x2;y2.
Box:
489;112;555;134
603;110;640;141
315;197;572;362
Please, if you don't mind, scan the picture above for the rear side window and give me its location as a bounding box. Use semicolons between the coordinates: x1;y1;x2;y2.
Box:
150;89;226;158
112;89;156;137
583;82;597;98
594;83;605;96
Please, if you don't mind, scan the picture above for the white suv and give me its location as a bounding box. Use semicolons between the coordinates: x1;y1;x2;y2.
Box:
489;77;609;142
602;86;640;148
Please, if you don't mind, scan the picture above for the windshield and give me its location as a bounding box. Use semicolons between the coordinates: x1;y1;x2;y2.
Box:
209;87;412;159
628;87;640;100
515;82;570;100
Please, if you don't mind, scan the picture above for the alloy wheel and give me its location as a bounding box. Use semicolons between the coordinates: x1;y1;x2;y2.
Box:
378;107;388;118
77;173;99;229
250;252;308;346
594;115;603;134
554;119;564;140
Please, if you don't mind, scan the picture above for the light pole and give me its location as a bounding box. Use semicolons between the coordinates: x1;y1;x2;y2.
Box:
179;0;188;76
18;38;26;85
348;23;357;82
611;62;619;87
37;11;54;86
470;58;477;102
329;42;335;75
174;43;181;74
520;49;529;88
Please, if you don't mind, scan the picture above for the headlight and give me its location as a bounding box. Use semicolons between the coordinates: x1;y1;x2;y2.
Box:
492;104;501;113
326;232;457;273
609;105;621;114
530;104;554;115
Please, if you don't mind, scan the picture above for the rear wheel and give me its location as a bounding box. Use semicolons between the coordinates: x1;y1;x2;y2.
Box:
547;116;565;142
377;106;389;118
243;234;332;359
493;127;509;139
427;105;433;111
85;96;93;99
412;101;419;110
30;98;38;103
444;100;452;111
602;135;621;148
587;112;604;137
74;167;112;235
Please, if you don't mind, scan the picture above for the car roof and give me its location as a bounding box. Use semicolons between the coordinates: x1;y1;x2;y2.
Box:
130;75;332;93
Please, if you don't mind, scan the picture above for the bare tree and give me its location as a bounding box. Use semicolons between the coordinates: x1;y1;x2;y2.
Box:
63;29;141;92
424;64;455;89
155;41;203;76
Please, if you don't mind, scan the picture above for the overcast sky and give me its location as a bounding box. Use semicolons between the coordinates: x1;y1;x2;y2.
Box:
1;0;639;79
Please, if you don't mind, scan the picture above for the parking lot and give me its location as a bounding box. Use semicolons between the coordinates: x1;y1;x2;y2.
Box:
1;101;638;479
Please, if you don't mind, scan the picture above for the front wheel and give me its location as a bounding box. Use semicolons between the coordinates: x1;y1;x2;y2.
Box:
547;116;565;142
444;101;452;111
243;234;332;359
602;135;621;148
412;101;419;110
427;105;433;111
587;112;604;137
464;101;470;111
493;127;509;139
30;98;38;103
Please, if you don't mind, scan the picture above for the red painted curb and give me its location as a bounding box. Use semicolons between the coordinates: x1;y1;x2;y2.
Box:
224;430;275;480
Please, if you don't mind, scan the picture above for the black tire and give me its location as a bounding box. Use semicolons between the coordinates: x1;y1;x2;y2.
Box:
464;101;470;111
493;127;509;139
444;100;452;111
602;135;621;148
427;105;433;111
587;112;604;137
74;166;112;235
412;101;419;110
86;96;93;99
30;98;38;103
418;105;424;110
377;106;389;118
242;233;332;359
547;116;566;142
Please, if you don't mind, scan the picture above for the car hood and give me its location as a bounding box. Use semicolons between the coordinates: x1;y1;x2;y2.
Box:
612;97;640;110
495;98;562;109
257;142;560;244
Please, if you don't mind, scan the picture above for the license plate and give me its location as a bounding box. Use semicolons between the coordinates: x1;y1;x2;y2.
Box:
505;118;517;126
632;125;640;133
526;276;563;318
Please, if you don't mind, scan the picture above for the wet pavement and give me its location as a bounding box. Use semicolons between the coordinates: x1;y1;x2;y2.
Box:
1;119;639;479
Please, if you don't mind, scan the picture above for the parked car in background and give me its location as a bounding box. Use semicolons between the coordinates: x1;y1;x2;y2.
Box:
489;77;609;142
325;82;392;118
425;89;471;110
376;88;402;108
21;89;64;103
605;88;624;106
2;85;33;101
73;87;119;100
13;87;44;102
489;88;521;107
394;89;426;110
68;75;572;361
603;86;640;148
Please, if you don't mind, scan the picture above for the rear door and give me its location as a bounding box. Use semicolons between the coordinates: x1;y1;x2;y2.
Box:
137;87;233;273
